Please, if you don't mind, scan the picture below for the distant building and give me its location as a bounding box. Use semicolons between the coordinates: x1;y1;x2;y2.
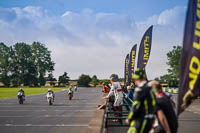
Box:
69;80;78;86
45;81;59;87
0;82;4;87
45;80;78;87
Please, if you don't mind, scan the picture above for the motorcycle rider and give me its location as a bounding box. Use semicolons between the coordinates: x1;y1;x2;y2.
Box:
68;85;73;94
17;88;25;100
126;68;156;133
47;88;55;102
74;85;78;92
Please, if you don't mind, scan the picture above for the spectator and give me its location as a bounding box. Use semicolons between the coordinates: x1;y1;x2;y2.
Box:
127;86;134;101
126;68;156;133
149;81;178;133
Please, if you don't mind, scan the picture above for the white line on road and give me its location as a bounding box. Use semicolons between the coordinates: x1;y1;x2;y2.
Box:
0;105;96;108
0;103;98;105
179;119;200;121
0;115;93;118
1;124;88;127
0;109;94;112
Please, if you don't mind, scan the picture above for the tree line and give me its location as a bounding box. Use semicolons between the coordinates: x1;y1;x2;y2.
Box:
155;45;182;87
0;42;55;87
0;41;120;88
0;41;101;87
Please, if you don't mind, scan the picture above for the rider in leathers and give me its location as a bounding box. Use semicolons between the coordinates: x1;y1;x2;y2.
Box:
126;68;156;133
106;76;123;117
47;88;55;101
18;88;25;100
68;85;73;94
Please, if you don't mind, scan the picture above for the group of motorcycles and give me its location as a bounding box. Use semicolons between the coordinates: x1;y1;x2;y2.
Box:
17;86;78;106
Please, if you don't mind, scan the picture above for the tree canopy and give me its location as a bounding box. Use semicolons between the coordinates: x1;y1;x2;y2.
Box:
58;72;70;86
0;42;55;87
110;74;119;81
158;45;182;87
77;74;92;87
166;46;182;79
91;75;99;87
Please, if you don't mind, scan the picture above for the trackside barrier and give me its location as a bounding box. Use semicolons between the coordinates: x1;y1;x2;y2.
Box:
102;92;133;133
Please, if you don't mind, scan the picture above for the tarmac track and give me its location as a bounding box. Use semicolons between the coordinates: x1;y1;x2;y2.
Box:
0;87;102;133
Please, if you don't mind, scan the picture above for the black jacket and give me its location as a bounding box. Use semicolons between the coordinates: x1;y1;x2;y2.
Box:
128;81;156;121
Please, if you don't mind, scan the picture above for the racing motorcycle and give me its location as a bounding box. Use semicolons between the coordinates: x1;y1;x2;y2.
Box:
17;92;25;104
68;90;73;100
46;92;54;105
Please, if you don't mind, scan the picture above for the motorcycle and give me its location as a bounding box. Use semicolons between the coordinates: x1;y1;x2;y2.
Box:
17;92;25;104
68;90;73;100
74;86;78;92
46;92;54;105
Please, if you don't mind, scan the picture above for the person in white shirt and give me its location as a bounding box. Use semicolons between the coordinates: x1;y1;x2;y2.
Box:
105;75;123;118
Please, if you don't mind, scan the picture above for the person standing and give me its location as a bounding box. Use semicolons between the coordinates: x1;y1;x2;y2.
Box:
127;86;134;101
102;82;109;93
149;81;178;133
126;68;156;133
105;74;123;118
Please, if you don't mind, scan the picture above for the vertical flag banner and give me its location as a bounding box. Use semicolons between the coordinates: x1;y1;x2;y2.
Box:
128;44;137;86
137;25;153;70
124;54;129;87
178;0;200;115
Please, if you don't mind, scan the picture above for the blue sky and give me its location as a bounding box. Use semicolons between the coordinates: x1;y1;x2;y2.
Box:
0;0;188;79
0;0;187;21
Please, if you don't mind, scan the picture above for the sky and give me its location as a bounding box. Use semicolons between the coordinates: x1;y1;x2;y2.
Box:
0;0;188;80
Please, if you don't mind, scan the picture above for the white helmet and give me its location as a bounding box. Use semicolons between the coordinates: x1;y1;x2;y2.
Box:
48;88;51;91
19;88;22;91
127;86;131;90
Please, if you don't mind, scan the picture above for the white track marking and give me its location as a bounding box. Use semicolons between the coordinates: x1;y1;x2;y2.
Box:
0;115;93;118
0;109;94;112
0;105;96;107
0;124;88;127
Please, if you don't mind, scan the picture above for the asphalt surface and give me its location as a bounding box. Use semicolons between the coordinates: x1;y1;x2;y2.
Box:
0;87;102;133
177;97;200;133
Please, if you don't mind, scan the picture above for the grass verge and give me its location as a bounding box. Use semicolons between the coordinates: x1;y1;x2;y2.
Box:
0;87;68;99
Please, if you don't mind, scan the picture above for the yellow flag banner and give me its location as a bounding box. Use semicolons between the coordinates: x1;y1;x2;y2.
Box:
178;0;200;115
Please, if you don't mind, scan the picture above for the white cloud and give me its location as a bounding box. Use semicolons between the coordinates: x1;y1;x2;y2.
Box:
0;6;186;79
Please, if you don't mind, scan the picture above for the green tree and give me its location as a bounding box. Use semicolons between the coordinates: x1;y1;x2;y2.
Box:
91;75;99;87
58;72;70;86
78;74;92;87
99;79;110;85
0;43;11;87
10;42;36;86
46;73;56;81
159;74;179;87
166;46;182;80
31;42;55;86
46;73;57;86
0;42;55;87
159;45;182;87
110;74;119;81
